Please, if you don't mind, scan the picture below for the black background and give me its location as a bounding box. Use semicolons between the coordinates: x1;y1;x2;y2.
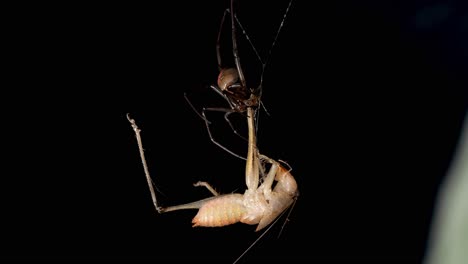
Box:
3;0;467;263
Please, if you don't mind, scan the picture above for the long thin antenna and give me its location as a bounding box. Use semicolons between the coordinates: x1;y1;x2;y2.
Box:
277;196;298;238
233;14;264;66
260;0;294;86
233;203;291;264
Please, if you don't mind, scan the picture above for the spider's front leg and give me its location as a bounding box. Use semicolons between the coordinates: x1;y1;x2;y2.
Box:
200;106;246;160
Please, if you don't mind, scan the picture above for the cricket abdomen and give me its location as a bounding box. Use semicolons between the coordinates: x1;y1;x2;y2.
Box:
192;193;246;227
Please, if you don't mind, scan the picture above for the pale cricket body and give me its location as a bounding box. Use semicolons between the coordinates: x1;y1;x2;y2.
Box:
153;106;298;232
127;108;298;233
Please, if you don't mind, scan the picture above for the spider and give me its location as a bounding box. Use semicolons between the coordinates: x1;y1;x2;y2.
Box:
185;0;292;160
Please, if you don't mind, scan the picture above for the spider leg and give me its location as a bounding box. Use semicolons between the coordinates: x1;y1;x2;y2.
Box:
202;106;246;160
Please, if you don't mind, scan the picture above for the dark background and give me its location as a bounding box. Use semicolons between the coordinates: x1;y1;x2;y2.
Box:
3;0;467;263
